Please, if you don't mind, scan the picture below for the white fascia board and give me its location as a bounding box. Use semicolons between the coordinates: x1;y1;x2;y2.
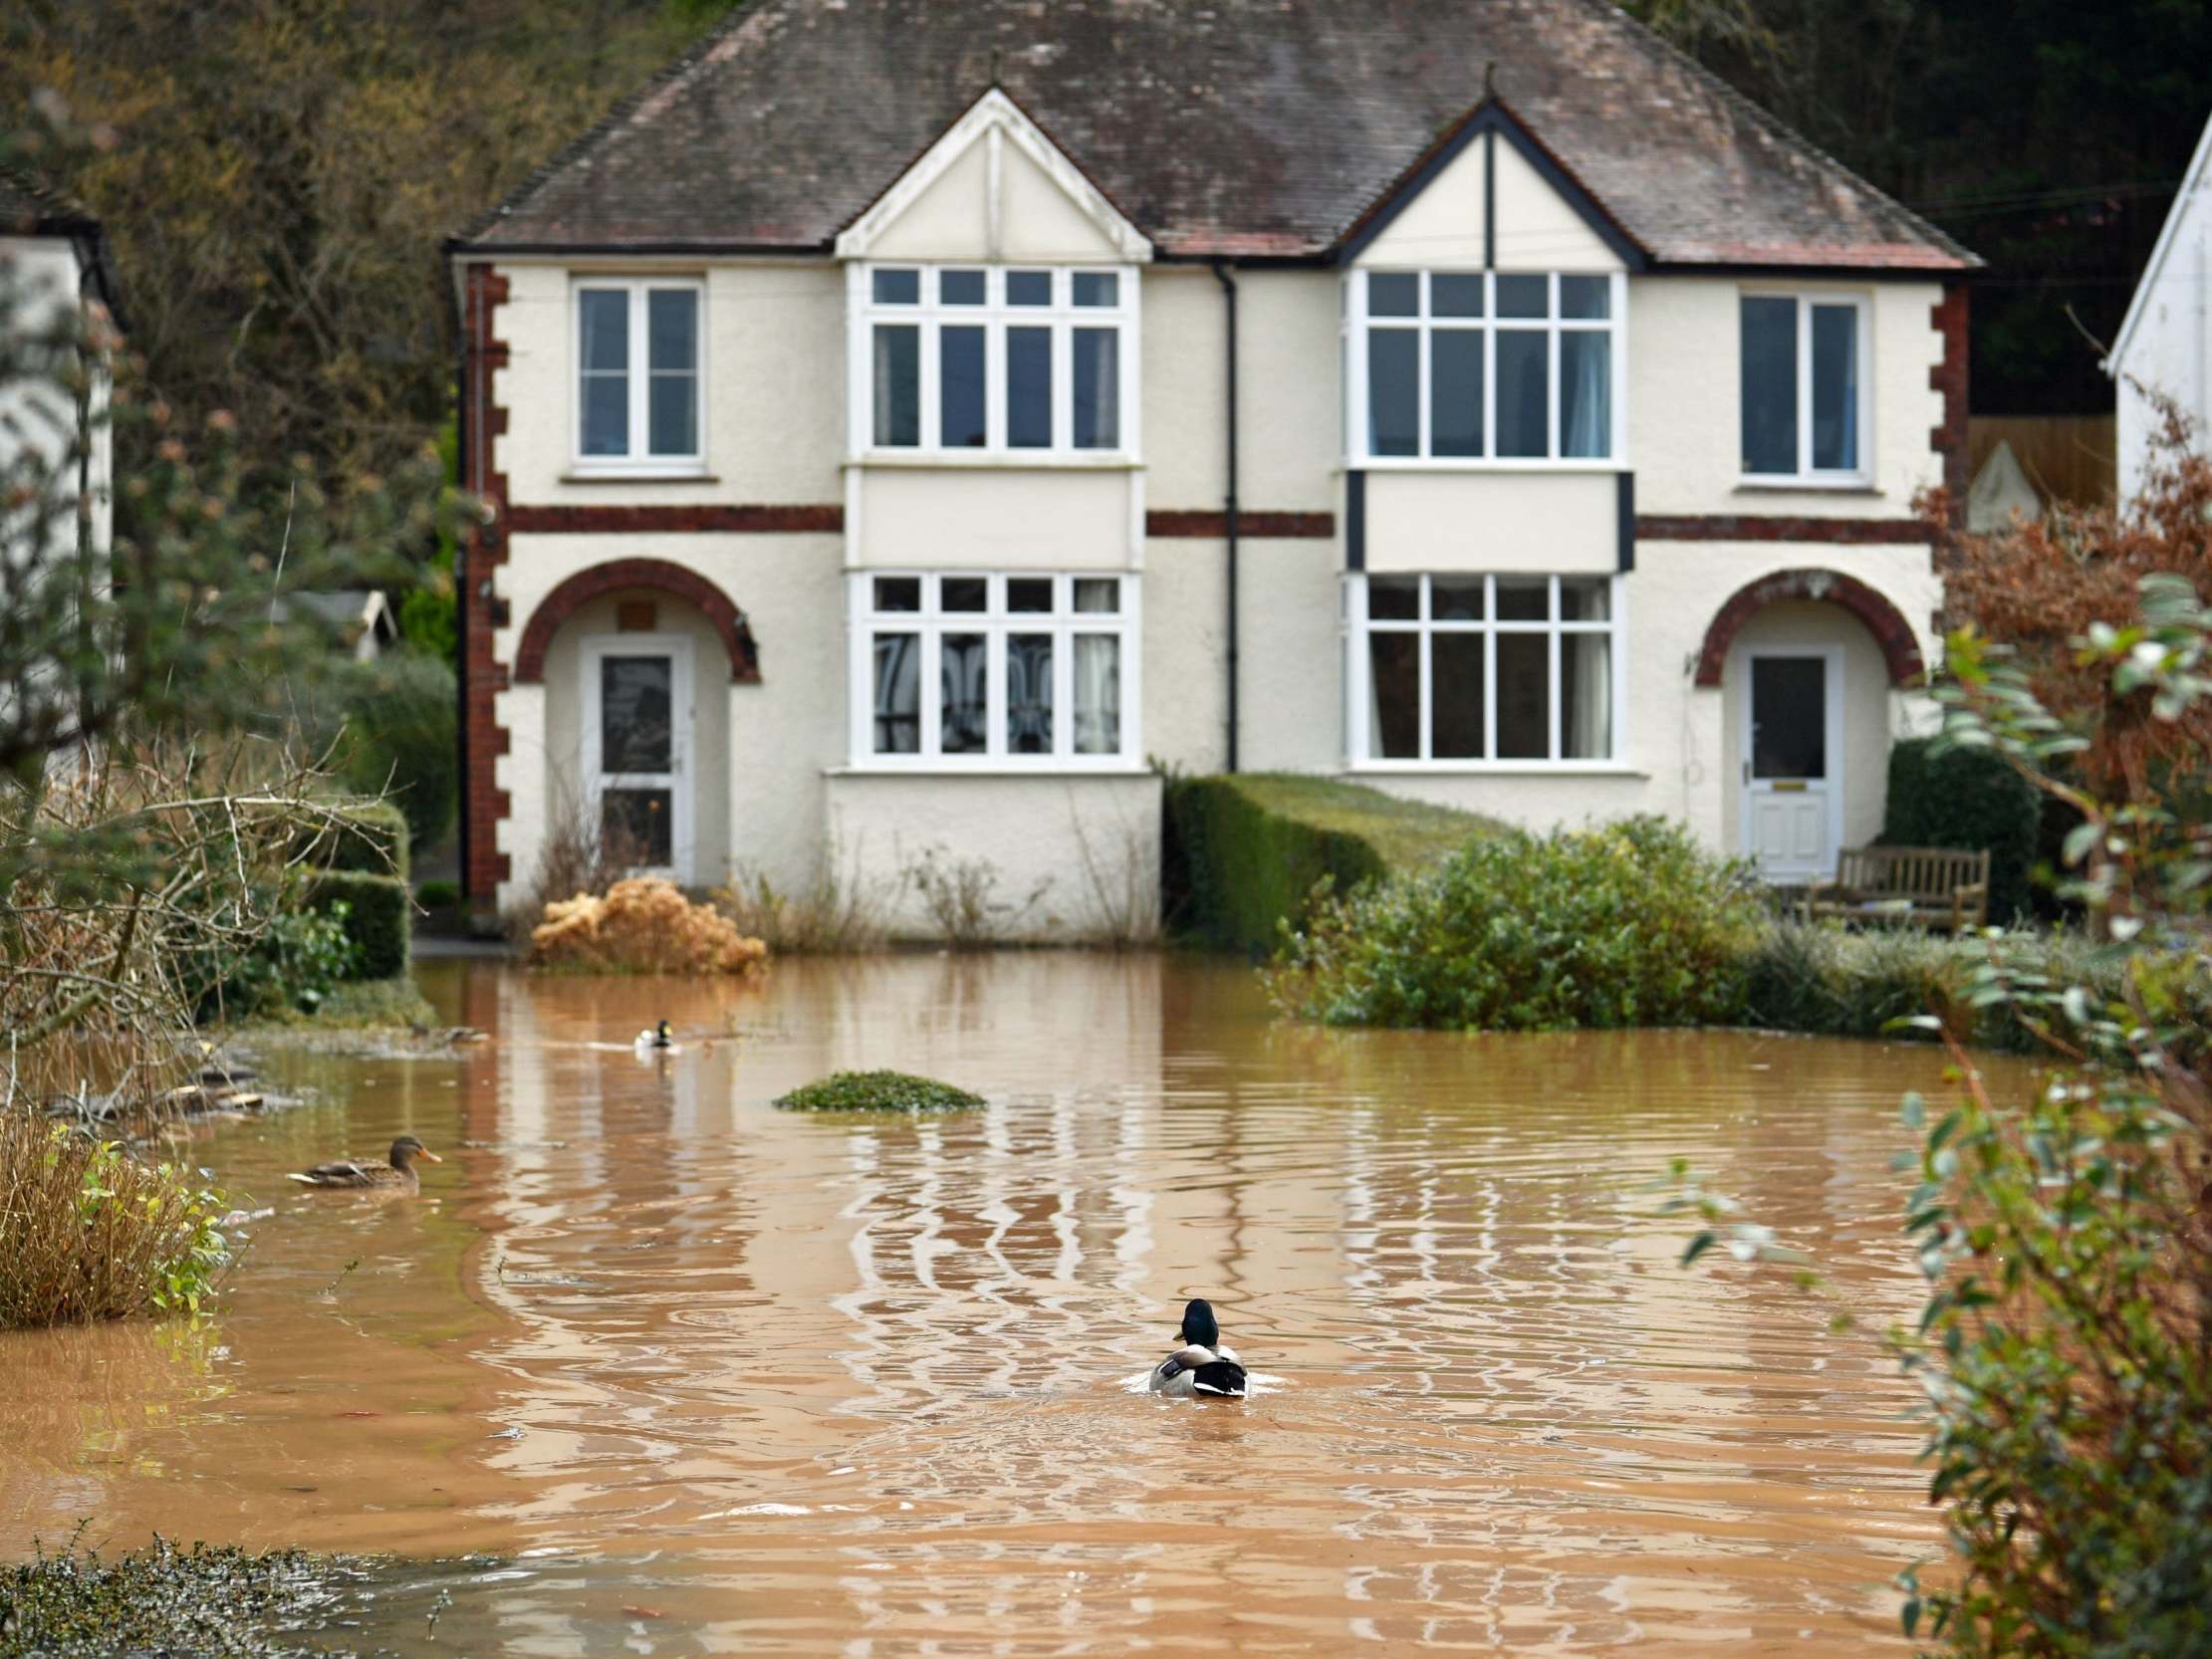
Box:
834;87;1152;263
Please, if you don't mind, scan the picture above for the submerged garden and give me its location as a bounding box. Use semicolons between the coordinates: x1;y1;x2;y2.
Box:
2;87;2209;1659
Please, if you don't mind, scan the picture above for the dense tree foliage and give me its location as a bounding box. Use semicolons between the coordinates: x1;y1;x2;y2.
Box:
6;0;2201;520
1624;0;2212;413
2;0;731;511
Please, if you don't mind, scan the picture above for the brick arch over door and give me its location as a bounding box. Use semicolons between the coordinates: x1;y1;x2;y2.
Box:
514;558;761;684
1693;568;1925;688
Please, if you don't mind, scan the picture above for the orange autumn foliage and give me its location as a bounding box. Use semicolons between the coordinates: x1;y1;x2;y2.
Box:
530;877;768;976
1936;403;2212;800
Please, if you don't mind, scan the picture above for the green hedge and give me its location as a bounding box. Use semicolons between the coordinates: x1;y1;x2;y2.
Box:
1267;816;1766;1030
1882;737;2041;922
309;801;409;880
304;870;410;980
1163;773;1499;953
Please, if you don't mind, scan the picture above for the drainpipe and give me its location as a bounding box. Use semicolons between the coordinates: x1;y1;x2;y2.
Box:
1211;260;1240;773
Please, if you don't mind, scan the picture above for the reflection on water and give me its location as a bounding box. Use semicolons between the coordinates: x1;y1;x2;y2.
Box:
0;954;2017;1655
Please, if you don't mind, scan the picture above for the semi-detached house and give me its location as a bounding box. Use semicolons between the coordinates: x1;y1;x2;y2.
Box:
446;0;1977;936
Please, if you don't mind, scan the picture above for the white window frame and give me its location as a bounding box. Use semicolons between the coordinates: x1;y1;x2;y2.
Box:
571;277;707;476
849;264;1141;463
1737;289;1873;487
846;571;1142;770
1344;270;1627;469
1345;572;1628;771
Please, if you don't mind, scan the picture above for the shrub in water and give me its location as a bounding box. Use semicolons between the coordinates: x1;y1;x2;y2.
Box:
0;1537;368;1657
0;1117;229;1327
776;1070;983;1112
1268;815;1766;1031
530;876;768;975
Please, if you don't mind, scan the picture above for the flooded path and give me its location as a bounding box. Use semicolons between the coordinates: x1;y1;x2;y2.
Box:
0;955;2025;1655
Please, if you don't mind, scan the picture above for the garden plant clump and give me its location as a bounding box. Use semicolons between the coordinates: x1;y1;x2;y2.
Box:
0;1116;229;1328
530;877;769;975
0;1538;371;1659
775;1071;985;1113
1267;815;1766;1032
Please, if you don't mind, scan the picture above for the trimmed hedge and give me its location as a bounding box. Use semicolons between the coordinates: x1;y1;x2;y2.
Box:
304;870;411;980
1164;773;1498;953
1882;736;2041;922
312;801;409;881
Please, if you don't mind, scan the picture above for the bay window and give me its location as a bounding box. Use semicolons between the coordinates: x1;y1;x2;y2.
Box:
1351;573;1622;765
858;265;1134;457
574;279;703;470
853;572;1136;766
1349;271;1621;464
1740;292;1868;482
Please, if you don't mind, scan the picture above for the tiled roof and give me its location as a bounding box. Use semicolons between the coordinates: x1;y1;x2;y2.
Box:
0;168;124;320
457;0;1975;272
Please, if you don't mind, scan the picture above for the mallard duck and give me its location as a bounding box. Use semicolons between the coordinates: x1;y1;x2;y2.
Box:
1147;1299;1248;1399
634;1020;677;1055
287;1134;443;1191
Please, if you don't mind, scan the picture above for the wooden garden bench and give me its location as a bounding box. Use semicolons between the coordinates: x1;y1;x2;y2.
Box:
1803;845;1992;933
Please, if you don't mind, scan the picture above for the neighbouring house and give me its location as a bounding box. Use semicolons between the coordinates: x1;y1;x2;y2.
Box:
2109;110;2211;505
446;0;1976;935
1;172;120;559
280;590;399;662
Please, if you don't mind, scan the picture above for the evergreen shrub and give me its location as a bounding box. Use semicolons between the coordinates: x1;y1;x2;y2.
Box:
304;871;410;980
1882;735;2042;921
1268;815;1766;1031
311;801;409;880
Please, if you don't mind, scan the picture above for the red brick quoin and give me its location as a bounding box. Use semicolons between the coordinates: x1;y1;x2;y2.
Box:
1692;569;1926;689
514;559;762;685
459;265;513;904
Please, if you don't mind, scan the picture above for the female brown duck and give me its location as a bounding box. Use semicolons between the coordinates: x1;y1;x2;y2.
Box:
288;1134;443;1191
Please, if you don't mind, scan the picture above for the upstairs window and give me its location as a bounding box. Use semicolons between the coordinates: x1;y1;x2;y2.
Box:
574;279;703;470
859;266;1133;457
1740;293;1867;482
853;572;1135;767
1349;271;1621;465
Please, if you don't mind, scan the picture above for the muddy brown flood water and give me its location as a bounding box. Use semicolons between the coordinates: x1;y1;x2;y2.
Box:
0;954;2031;1655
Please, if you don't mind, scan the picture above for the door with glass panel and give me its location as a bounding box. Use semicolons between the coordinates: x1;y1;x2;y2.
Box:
1737;645;1842;882
583;636;692;881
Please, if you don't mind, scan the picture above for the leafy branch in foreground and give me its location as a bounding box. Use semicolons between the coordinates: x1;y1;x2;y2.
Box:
1668;564;2211;1659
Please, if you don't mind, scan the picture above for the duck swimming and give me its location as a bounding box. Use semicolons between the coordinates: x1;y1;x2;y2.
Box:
634;1020;677;1055
288;1134;442;1191
1147;1299;1248;1399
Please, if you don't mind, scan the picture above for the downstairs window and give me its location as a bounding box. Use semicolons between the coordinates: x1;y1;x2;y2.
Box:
1352;573;1621;765
853;572;1135;766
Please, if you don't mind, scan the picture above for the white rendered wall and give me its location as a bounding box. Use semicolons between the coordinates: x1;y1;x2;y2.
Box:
1352;130;1627;274
2113;212;2209;505
495;260;847;508
1630;277;1948;518
0;235;109;555
822;773;1162;942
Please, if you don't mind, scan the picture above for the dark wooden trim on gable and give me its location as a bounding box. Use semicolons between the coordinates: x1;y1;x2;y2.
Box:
504;503;844;535
1346;471;1366;570
1615;473;1634;572
1336;98;1651;272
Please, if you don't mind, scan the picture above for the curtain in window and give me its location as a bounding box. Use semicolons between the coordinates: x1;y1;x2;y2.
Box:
1073;635;1120;754
872;632;919;754
1007;634;1054;754
1561;333;1610;459
1564;634;1611;760
940;633;988;753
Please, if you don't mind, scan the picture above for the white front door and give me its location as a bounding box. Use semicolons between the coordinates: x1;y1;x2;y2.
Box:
1737;644;1843;882
582;635;694;882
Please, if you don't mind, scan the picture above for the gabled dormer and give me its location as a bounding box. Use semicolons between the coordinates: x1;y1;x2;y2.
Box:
839;89;1149;464
1341;100;1645;472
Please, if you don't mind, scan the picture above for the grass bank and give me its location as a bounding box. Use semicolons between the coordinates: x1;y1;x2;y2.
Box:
1164;773;1501;953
